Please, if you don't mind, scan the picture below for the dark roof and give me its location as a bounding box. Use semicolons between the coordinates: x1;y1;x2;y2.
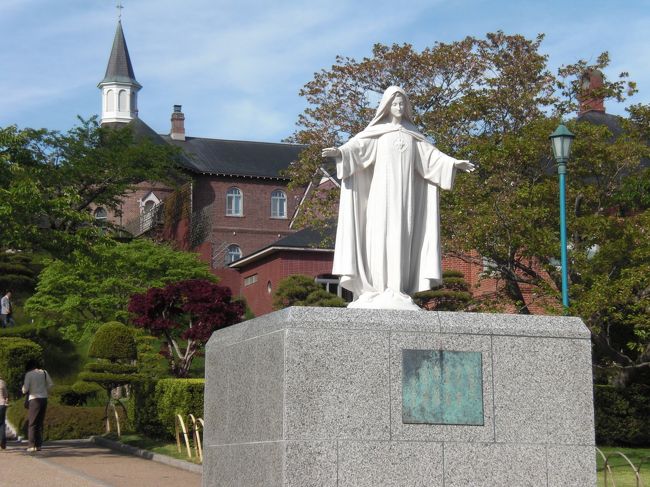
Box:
577;110;622;136
577;110;649;168
272;226;334;248
162;136;306;179
228;226;334;268
99;21;141;88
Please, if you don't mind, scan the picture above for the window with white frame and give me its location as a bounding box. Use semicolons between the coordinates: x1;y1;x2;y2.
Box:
226;187;243;216
118;89;127;111
106;89;115;111
244;274;258;286
94;207;108;223
271;190;287;218
225;244;242;265
315;274;353;302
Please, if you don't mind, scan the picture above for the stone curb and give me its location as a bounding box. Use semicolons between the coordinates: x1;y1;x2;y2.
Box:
89;435;203;475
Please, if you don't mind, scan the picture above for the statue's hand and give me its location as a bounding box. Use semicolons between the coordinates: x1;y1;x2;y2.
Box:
455;160;475;172
322;147;341;158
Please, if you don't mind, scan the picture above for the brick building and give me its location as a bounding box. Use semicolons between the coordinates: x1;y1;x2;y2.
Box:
97;21;305;299
98;21;627;318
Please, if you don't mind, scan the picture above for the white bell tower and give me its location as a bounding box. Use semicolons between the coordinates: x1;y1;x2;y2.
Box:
98;20;141;125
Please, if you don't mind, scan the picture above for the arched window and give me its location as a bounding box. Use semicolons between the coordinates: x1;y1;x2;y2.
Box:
226;187;243;216
225;244;242;265
271;190;287;218
118;90;128;111
94;207;108;224
106;89;115;112
143;200;155;213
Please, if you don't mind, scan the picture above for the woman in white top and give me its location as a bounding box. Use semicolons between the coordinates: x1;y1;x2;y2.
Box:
22;359;53;452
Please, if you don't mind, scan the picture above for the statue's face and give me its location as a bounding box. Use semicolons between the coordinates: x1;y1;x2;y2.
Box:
390;94;405;119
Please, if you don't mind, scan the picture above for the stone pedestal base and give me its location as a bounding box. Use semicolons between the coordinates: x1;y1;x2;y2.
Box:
203;308;596;486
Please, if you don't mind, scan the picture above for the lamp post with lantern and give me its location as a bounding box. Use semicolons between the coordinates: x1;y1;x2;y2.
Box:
549;123;575;311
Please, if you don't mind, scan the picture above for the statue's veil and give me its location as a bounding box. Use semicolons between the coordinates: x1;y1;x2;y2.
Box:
366;86;416;128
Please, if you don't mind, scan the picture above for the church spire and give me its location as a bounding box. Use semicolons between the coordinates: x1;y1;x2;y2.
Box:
98;18;141;125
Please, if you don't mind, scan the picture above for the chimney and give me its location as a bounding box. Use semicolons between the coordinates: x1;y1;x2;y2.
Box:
578;70;605;116
170;104;186;141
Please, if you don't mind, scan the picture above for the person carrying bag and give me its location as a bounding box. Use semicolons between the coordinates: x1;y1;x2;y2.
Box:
22;359;53;452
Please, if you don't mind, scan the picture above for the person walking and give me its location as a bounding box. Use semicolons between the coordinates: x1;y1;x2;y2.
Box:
1;291;15;328
0;376;8;449
22;359;53;452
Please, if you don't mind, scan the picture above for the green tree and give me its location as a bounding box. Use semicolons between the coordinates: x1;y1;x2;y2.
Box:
0;118;184;257
24;239;214;342
288;34;645;313
288;33;650;385
571;186;650;387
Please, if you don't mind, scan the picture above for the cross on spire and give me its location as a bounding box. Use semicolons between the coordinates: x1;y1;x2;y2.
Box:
116;1;124;20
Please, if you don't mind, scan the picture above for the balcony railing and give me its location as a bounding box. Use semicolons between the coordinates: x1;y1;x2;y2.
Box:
123;202;165;237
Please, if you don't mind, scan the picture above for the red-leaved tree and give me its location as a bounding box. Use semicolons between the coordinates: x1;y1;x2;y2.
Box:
128;279;244;377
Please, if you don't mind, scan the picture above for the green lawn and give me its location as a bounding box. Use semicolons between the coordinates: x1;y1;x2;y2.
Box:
597;447;650;487
116;434;202;464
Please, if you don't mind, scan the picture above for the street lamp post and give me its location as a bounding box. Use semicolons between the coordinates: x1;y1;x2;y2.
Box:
549;123;575;312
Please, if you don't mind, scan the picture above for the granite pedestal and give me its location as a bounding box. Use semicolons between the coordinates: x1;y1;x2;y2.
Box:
203;307;596;486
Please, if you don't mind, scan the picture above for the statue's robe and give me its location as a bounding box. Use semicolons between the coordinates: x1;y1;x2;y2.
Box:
332;121;462;306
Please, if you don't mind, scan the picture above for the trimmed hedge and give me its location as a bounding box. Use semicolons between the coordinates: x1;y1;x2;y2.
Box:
595;384;650;446
88;322;137;361
156;379;205;437
130;380;166;438
0;324;80;378
0;337;42;396
53;382;103;406
7;402;106;440
131;378;205;439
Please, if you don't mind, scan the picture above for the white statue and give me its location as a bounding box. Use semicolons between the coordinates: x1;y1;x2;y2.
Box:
322;86;474;310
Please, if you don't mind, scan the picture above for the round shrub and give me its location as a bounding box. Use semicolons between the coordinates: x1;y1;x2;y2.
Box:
88;322;137;361
0;337;42;396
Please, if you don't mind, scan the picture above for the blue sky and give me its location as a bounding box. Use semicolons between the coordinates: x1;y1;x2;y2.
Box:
2;0;649;142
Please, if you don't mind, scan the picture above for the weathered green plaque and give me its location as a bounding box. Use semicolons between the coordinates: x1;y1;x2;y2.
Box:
402;349;484;425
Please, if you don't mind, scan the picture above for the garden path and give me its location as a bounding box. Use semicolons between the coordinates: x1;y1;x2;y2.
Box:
0;439;202;487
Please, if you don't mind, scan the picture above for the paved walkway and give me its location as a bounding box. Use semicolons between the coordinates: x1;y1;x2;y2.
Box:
0;439;202;487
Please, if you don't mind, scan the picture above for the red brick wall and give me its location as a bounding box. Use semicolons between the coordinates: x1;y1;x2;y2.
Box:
234;250;335;317
192;175;303;260
231;249;557;318
101;182;175;227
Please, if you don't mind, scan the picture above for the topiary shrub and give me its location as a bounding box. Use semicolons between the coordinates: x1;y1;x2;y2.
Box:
413;270;473;311
81;321;140;433
88;321;137;362
273;274;346;309
0;337;42;396
53;382;104;406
